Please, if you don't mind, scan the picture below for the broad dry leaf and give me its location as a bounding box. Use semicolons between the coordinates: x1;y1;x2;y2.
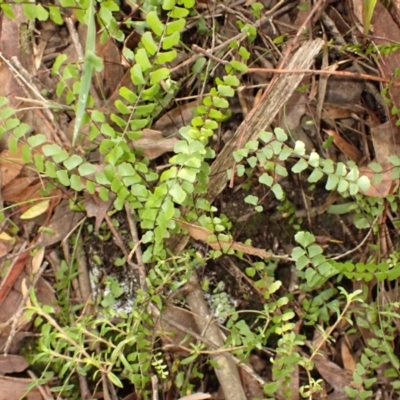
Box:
372;2;400;113
132;129;178;159
0;267;57;348
370;121;400;164
0;240;10;259
84;192;115;233
0;149;26;187
174;219;272;259
95;36;125;99
0;375;43;400
0;355;28;374
31;246;45;274
37;200;84;247
341;339;356;372
280;90;308;132
153;101;199;136
20;200;50;220
313;353;353;391
0;232;12;241
0;251;29;308
322;103;361;122
324;129;363;163
2;180;43;204
359;165;393;198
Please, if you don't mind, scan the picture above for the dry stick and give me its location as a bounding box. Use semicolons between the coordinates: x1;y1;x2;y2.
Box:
158;310;266;385
78;374;91;400
10;57;69;143
65;17;84;61
75;240;93;310
0;53;70;145
107;383;119;400
101;373;112;400
193;44;400;86
151;375;159;400
26;370;54;400
185;272;246;400
247;67;400;86
229;0;326;188
124;202;147;290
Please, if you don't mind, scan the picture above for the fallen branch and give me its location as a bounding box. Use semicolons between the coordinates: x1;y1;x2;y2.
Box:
185;272;247;400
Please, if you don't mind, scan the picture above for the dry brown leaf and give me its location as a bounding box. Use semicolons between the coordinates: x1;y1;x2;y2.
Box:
132;128;178;159
324;129;363;163
154;101;199;136
313;353;353;391
0;354;28;374
31;247;45;274
0;251;29;309
372;3;400;114
95;37;125;99
370;121;400;164
359;165;394;198
0;375;43;400
322;103;361;121
340;339;356;372
0;270;57;352
280;90;308;132
2;179;43;204
0;238;11;258
37;199;84;247
84;192;114;233
160;305;198;355
174;219;272;259
0;148;26;187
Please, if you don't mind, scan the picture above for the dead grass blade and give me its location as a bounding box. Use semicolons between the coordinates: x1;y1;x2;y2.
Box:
174;218;273;259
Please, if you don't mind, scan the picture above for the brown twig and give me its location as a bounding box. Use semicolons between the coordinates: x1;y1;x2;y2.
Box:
124;202;147;290
193;41;399;87
247;66;400;85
